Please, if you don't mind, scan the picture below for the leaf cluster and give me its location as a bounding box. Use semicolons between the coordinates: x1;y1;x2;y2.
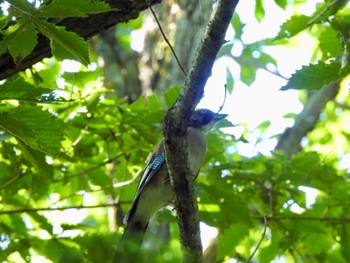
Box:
0;0;350;262
0;0;111;66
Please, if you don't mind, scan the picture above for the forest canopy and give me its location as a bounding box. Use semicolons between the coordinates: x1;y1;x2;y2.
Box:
0;0;350;262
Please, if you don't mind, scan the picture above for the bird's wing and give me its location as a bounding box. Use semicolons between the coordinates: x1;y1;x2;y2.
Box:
124;141;166;223
136;141;165;193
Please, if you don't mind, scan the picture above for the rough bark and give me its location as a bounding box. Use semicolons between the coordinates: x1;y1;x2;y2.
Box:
162;1;240;262
0;0;161;80
138;0;213;95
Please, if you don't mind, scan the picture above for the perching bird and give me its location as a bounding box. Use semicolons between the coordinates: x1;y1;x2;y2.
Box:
115;109;227;261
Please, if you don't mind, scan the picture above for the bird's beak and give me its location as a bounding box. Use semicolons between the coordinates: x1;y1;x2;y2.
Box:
213;113;228;121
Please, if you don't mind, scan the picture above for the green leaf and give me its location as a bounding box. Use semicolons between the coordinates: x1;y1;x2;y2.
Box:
231;13;243;39
7;0;35;14
275;15;310;40
331;8;350;38
0;77;57;103
199;183;253;227
274;0;287;10
19;141;54;180
340;225;350;260
0;15;7;31
7;22;37;64
255;0;265;22
282;61;343;91
259;231;283;263
319;26;343;60
62;70;102;87
0;105;64;155
309;0;348;25
0;24;20;56
39;0;111;18
217;224;249;259
164;86;181;108
35;19;90;66
226;68;234;93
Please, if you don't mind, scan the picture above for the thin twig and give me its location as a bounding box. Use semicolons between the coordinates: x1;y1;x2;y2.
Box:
246;216;267;263
262;215;350;223
0;170;24;190
308;0;339;25
146;0;187;76
217;84;227;113
0;203;126;215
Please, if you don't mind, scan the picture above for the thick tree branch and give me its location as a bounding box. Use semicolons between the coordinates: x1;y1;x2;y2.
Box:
162;1;239;262
275;81;340;157
0;0;161;80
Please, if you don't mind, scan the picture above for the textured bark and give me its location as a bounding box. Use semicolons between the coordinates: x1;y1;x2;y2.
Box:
163;1;240;262
0;0;161;80
138;0;213;95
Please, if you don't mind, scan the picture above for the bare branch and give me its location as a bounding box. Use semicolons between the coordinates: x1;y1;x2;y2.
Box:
275;81;340;157
246;216;267;263
256;215;350;223
162;1;239;262
0;203;123;215
146;0;187;76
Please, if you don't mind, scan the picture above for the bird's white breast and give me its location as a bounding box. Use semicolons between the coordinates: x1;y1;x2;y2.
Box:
187;127;207;176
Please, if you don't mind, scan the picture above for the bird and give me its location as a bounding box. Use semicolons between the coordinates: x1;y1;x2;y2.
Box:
114;109;227;262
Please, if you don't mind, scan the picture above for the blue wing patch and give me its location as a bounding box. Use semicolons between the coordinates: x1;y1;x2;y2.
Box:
137;152;165;191
149;152;165;170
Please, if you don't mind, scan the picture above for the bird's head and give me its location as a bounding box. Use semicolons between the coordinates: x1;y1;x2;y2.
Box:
189;109;228;132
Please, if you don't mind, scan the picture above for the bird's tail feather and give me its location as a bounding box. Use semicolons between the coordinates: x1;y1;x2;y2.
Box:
113;221;148;263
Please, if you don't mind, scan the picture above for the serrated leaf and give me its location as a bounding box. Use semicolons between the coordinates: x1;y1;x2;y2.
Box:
7;0;34;13
0;77;57;103
0;23;20;56
39;0;111;18
39;4;86;18
282;61;344;91
0;106;64;155
40;0;112;18
8;22;37;64
35;19;90;66
275;15;310;40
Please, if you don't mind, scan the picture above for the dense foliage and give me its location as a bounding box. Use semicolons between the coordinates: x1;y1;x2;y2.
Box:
0;0;350;262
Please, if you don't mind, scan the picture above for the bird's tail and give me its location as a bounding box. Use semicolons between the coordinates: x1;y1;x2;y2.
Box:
113;221;149;263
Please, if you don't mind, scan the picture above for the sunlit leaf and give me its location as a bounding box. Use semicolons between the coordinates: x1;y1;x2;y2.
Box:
275;15;310;39
8;21;37;64
281;60;350;91
0;77;55;103
39;0;111;18
35;20;90;66
0;105;63;155
255;0;265;22
226;68;234;93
